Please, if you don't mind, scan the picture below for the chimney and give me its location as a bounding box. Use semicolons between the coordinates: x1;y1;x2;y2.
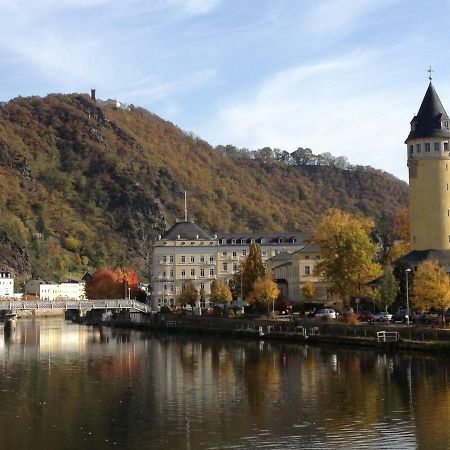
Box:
90;89;96;101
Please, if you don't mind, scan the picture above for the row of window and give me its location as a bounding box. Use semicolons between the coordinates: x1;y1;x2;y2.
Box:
160;282;210;293
219;238;297;245
409;142;449;155
159;250;254;264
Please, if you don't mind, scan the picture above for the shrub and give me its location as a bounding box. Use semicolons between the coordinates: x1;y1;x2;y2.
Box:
160;305;172;313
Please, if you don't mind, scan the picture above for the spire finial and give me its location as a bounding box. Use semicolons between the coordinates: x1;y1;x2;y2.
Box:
428;65;433;81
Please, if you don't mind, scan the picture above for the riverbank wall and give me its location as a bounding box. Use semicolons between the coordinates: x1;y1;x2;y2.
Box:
97;313;450;355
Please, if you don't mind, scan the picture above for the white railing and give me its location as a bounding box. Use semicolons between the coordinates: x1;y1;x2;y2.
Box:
377;331;399;343
0;299;149;313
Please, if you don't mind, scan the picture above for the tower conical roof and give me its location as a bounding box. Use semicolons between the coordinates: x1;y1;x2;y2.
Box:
407;82;450;141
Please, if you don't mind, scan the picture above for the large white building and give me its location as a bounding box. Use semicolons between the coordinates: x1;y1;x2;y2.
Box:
0;272;14;298
25;280;86;301
151;221;310;310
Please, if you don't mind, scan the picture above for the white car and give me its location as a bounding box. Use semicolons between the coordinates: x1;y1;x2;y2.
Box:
315;308;337;319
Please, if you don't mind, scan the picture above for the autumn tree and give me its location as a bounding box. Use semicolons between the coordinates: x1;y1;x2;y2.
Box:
375;265;399;312
301;281;315;301
242;244;266;301
209;279;232;305
177;279;198;311
411;260;450;324
86;267;139;299
376;208;410;264
311;209;382;307
248;272;280;315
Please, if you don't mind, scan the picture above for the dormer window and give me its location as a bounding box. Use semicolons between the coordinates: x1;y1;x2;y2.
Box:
277;238;283;244
240;239;246;244
231;239;236;244
442;121;449;129
291;238;297;243
260;238;266;244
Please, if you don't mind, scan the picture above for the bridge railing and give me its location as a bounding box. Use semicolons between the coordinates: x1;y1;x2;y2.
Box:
0;299;149;313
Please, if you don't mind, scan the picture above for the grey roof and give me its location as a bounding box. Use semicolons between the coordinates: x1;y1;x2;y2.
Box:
272;261;293;269
294;243;320;254
396;249;450;266
217;231;311;245
267;251;293;262
406;82;450;141
162;221;216;241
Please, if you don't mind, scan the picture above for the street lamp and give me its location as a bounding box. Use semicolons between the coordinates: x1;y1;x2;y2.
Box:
405;268;412;326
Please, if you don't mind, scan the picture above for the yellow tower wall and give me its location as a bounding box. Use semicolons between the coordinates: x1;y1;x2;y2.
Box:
408;144;450;250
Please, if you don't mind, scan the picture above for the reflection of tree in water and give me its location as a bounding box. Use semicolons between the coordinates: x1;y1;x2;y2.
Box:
406;356;450;449
242;344;281;417
177;341;201;376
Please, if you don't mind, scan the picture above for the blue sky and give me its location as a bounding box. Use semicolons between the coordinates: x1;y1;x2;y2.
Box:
1;0;450;180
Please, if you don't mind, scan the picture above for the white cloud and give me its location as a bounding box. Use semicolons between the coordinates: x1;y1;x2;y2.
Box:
171;0;221;15
303;0;396;36
202;52;411;180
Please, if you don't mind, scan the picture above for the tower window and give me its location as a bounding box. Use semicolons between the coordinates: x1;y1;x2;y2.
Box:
435;142;440;152
416;144;421;152
425;143;431;152
409;145;414;155
445;142;449;151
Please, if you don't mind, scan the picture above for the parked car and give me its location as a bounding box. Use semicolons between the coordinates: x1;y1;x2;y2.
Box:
373;311;393;322
392;309;415;323
315;308;337;319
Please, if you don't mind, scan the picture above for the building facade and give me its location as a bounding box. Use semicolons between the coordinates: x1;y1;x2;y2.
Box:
25;280;86;301
407;80;450;251
0;272;14;297
151;221;309;310
268;244;332;304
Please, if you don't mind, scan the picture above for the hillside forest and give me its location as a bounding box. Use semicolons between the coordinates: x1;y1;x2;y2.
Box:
0;94;408;284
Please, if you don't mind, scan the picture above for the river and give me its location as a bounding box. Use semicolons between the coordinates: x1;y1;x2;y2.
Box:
0;318;449;449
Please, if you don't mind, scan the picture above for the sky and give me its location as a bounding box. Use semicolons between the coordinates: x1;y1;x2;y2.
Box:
1;0;450;181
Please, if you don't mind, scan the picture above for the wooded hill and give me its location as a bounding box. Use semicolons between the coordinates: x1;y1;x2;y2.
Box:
0;94;408;282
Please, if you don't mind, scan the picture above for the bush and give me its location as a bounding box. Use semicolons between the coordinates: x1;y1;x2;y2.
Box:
340;312;360;325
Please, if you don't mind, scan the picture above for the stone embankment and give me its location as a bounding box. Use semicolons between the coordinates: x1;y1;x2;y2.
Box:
100;313;450;355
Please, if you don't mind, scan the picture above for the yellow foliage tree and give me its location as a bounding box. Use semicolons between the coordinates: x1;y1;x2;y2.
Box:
311;208;382;306
248;272;280;315
176;279;198;311
411;260;450;324
301;281;315;301
209;279;232;305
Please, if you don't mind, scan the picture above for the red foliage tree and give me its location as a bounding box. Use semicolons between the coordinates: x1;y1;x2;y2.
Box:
86;268;139;299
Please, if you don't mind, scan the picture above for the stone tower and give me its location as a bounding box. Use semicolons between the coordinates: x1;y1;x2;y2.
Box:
406;80;450;251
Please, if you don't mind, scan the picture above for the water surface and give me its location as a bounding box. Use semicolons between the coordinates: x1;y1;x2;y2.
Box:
0;318;449;449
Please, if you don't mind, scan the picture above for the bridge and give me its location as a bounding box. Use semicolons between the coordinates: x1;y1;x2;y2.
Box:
0;299;150;314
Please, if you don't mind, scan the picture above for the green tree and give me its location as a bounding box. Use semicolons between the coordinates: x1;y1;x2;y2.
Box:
248;272;280;316
375;265;399;312
411;260;450;324
311;209;382;307
209;279;232;305
177;279;198;311
242;244;266;301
